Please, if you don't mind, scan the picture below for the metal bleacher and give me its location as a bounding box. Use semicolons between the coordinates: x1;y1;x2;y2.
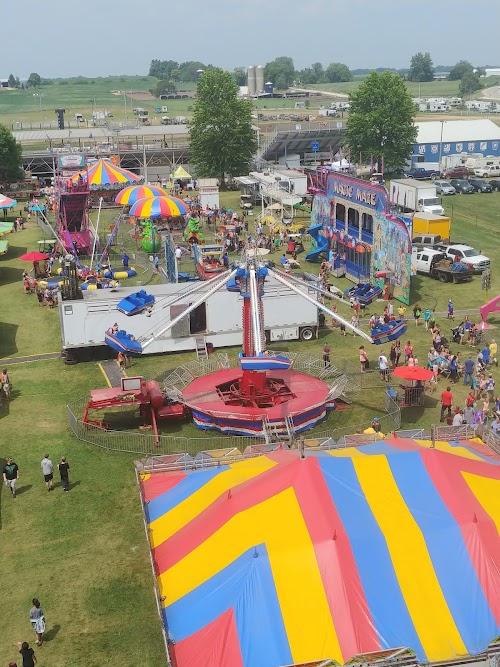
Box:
257;122;346;163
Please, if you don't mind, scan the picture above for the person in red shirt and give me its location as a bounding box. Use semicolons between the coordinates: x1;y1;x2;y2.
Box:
466;390;475;408
440;386;454;421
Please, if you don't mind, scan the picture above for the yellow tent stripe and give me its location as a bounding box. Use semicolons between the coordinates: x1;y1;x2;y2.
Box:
463;472;500;533
354;456;467;661
149;456;276;548
415;439;484;461
159;487;344;664
327;446;368;458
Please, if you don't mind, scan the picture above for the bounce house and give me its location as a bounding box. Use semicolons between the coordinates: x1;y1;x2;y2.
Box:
183;217;204;244
141;221;161;253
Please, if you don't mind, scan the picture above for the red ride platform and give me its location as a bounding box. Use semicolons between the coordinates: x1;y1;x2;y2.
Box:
181;367;332;436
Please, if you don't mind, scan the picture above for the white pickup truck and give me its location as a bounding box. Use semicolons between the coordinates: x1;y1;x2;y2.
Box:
436;244;490;273
412;247;474;283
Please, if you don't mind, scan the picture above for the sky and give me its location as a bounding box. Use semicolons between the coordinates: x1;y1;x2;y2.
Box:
1;0;499;78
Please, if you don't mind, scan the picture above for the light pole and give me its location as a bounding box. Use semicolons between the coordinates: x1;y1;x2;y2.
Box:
33;92;43;114
438;120;445;173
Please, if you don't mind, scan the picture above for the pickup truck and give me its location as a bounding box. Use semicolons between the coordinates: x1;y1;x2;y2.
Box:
436;244;490;273
412;248;474;282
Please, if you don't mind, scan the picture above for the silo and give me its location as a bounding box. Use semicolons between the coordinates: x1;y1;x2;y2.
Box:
256;65;265;94
247;65;256;96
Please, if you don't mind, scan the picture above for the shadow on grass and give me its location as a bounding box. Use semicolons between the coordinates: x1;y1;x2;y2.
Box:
0;322;19;358
0;265;26;288
44;623;61;642
16;484;32;495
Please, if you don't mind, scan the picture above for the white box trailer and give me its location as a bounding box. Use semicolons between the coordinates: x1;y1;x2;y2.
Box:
389;179;443;215
58;277;319;357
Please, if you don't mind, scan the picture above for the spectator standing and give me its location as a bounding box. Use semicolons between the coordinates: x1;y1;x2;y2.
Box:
378;353;389;382
58;457;70;492
491;415;500;435
447;298;454;320
3;457;19;498
40;455;53;491
403;341;413;364
153;255;160;273
489;339;497;367
440;386;454;422
452;409;464;426
359;346;369;373
463;355;475;386
322;343;331;368
29;599;45;646
486;375;496;400
394;340;401;367
122;252;129;269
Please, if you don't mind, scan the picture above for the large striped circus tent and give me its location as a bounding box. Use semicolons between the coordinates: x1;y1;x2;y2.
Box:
140;437;500;667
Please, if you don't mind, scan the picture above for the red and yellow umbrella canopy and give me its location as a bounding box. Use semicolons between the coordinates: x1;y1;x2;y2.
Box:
115;184;168;206
71;159;142;189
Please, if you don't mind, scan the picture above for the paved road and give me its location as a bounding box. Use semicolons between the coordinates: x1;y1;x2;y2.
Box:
13;124;188;142
289;87;349;99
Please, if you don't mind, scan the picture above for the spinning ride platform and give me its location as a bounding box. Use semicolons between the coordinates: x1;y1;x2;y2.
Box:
181;367;332;436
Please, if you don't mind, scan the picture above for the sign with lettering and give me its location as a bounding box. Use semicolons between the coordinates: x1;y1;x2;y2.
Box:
327;173;387;211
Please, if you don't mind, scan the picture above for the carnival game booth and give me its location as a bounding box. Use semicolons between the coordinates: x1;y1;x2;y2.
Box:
308;172;413;305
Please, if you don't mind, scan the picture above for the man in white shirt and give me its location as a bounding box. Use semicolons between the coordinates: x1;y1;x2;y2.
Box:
41;454;54;491
378;354;389;382
175;246;183;260
452;410;464;427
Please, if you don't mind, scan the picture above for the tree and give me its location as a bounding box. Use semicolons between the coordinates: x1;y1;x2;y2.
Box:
407;52;434;82
325;62;353;83
7;74;18;89
27;72;41;88
459;71;482;98
153;79;177;97
0;124;23;182
149;59;179;80
189;69;257;184
346;71;417;172
264;57;295;90
448;60;474;81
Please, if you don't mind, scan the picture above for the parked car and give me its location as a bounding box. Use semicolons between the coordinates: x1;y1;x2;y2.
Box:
433;179;456;195
467;178;493;193
412;234;442;247
404;167;439;180
489;179;500;191
436;244;490;272
473;165;500;178
449;179;475;194
442;166;470;179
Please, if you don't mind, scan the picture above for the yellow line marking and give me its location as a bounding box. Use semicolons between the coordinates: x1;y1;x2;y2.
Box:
97;362;112;388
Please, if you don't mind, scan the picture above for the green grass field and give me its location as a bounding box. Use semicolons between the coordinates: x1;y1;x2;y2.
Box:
0;188;498;665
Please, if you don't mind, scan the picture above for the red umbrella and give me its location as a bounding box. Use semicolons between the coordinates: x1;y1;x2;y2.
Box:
392;366;433;381
19;251;50;262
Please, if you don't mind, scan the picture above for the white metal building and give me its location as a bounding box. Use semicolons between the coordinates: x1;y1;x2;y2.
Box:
411;119;500;165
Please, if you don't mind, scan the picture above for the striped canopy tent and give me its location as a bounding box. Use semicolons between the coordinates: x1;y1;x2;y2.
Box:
141;437;500;667
71;159;142;190
0;194;17;209
129;195;189;219
115;184;168;207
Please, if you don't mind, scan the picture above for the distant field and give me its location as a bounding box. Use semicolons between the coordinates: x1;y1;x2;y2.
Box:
0;76;197;128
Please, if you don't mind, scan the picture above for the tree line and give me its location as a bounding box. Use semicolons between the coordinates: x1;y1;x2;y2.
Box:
407;53;484;97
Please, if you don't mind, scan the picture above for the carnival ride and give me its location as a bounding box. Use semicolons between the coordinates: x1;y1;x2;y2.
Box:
117;290;155;316
103;255;407;436
193;244;226;280
82;376;186;440
345;283;383;306
306;221;329;262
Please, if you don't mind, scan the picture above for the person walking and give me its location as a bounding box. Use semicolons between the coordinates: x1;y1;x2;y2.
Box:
413;304;421;327
121;252;129;269
16;642;36;667
440;386;454;422
394;340;401;367
359;346;369;373
3;457;19;498
423;307;433;330
29;599;45;646
40;455;53;492
322;343;331;368
58;457;70;492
